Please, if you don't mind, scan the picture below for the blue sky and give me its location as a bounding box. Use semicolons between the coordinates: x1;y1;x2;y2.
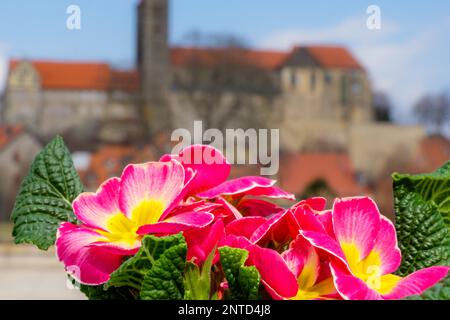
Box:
0;0;449;123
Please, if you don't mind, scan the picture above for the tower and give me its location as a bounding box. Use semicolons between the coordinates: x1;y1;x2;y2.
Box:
137;0;171;136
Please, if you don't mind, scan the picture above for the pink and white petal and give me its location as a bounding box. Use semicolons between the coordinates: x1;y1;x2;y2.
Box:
185;219;225;264
136;212;214;235
292;197;327;212
225;216;267;239
250;211;287;244
55;223;123;285
216;197;243;220
293;205;327;234
89;239;140;255
316;210;335;238
198;176;274;198
242;185;295;200
119;160;185;218
249;246;298;299
219;235;253;250
300;230;349;268
282;247;307;279
332;197;381;260
161;144;231;195
373;216;402;275
382;266;450;300
72;177;121;230
330;261;382;300
237;198;284;217
197;176;295;200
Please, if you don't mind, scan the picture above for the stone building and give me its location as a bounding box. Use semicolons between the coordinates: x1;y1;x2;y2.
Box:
0;126;41;219
1;0;426;181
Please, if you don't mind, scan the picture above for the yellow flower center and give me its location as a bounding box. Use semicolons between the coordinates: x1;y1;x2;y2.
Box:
341;242;401;294
97;199;165;247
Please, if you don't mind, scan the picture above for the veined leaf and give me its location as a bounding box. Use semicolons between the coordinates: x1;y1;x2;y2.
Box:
108;233;186;294
11;136;83;250
219;246;260;300
140;235;187;300
393;161;450;300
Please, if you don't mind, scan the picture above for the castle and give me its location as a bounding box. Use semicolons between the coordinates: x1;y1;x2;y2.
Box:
1;0;426;181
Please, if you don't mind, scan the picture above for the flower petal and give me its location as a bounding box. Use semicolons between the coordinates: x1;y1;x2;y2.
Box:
136;212;214;235
300;229;348;266
197;176;295;200
373;216;402;275
237;198;284;217
330;261;382;300
249;246;298;299
72;177;121;230
219;235;253;250
381;266;449;300
161;144;231;195
292;197;327;212
119;160;185;220
55;223;123;285
332;197;381;261
225;216;267;239
184;219;225;264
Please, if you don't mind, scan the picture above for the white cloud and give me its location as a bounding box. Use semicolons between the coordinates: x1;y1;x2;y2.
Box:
259;16;449;123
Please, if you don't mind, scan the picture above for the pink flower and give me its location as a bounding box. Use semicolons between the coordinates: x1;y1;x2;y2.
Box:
300;196;449;300
160;144;231;195
250;237;339;300
56;160;214;285
184;219;225;265
161;145;293;219
249;198;326;247
197;175;295;202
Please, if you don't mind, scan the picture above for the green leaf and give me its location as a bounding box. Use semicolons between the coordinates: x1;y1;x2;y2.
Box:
394;161;450;230
79;283;137;300
11;136;84;250
219;246;260;300
183;248;215;300
140;235;187;300
108;233;185;292
393;161;450;300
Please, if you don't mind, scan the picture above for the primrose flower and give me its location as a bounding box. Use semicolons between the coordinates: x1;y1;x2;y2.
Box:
249;197;326;247
300;197;450;300
160;144;231;195
250;237;339;300
56;160;214;285
184;219;225;265
162;145;293;218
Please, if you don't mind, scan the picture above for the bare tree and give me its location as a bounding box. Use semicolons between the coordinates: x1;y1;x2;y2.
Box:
173;31;279;131
373;91;392;122
414;91;450;135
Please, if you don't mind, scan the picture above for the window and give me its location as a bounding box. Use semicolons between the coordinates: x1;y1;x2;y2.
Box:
310;72;316;92
340;75;349;106
324;72;332;84
290;72;297;88
352;81;362;95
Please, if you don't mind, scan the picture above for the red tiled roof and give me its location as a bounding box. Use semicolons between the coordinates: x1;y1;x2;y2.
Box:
303;46;363;70
171;45;363;71
279;153;364;197
79;144;157;190
170;47;288;70
9;45;362;90
9;60;139;92
0;125;24;151
414;136;450;172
